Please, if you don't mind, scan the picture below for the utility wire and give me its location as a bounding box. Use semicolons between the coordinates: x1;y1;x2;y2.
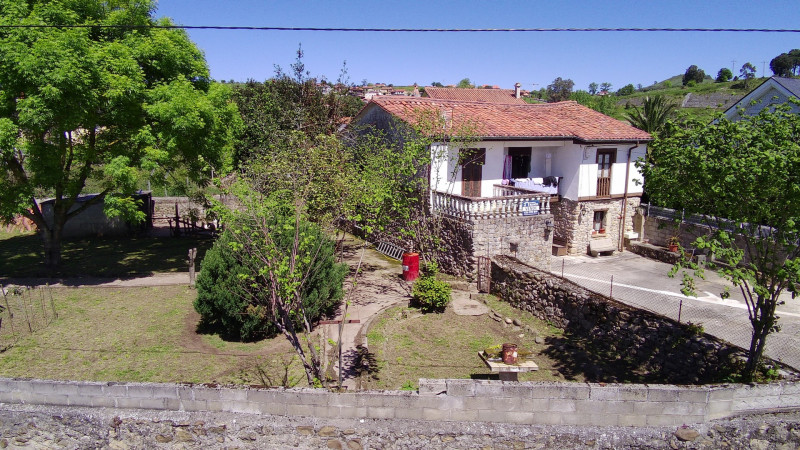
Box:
1;25;800;33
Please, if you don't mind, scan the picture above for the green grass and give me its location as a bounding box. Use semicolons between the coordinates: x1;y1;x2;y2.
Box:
0;231;214;277
0;285;306;385
361;298;573;390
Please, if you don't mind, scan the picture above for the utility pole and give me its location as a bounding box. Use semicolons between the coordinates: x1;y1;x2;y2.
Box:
732;60;736;73
762;61;767;77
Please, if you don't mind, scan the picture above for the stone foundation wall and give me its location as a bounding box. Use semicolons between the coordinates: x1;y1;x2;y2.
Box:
472;214;553;272
152;196;235;226
489;255;748;384
553;197;640;255
2;377;800;429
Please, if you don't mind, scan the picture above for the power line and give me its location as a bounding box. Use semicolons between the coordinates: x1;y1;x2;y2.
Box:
1;25;800;33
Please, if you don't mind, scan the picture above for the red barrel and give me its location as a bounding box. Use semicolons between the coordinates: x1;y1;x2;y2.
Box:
402;252;420;281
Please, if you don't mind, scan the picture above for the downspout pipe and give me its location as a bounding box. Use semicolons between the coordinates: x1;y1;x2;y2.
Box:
619;143;639;252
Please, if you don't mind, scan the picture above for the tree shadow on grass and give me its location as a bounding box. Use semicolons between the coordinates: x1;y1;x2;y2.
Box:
0;232;214;278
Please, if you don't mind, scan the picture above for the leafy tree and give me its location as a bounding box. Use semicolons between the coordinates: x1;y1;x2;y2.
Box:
0;0;240;268
770;49;800;77
624;96;677;136
616;84;635;96
716;68;733;82
682;65;706;86
457;78;475;89
740;62;757;89
599;82;612;93
588;82;599;95
638;102;800;381
431;81;444;87
570;90;618;116
231;49;361;167
546;77;575;103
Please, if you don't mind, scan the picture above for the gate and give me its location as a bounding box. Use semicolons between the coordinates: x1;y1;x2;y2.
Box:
477;256;491;293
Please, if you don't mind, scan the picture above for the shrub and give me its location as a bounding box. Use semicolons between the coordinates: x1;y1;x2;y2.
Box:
412;272;451;313
195;224;347;341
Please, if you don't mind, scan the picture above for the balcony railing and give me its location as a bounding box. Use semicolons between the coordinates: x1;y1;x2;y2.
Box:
431;188;552;221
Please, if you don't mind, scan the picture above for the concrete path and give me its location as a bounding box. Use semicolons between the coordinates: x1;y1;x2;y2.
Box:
323;237;411;389
552;252;800;370
1;272;192;289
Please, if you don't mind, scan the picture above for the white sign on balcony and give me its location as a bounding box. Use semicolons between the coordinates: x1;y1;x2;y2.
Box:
521;200;540;216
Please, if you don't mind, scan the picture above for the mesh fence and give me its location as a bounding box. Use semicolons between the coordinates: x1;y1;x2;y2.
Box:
550;254;800;371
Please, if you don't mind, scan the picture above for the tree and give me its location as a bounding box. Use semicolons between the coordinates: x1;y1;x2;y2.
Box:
546;77;574;103
638;102;800;381
740;62;757;89
570;90;618;116
624;96;677;136
682;65;706;86
431;81;444;87
0;0;240;268
195;227;346;342
616;84;635;96
599;82;612;93
588;82;599;95
457;78;475;89
716;68;733;83
770;49;800;77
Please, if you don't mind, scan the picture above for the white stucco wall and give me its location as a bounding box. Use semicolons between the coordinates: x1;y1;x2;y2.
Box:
430;141;646;200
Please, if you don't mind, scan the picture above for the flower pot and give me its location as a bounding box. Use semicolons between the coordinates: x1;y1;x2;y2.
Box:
502;343;518;365
668;244;679;252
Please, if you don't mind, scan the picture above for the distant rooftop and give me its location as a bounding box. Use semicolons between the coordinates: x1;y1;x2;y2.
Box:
424;87;527;104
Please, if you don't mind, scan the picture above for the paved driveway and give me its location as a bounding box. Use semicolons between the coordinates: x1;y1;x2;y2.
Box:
551;252;800;371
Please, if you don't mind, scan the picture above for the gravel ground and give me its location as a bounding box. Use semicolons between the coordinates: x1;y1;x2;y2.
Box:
1;403;800;449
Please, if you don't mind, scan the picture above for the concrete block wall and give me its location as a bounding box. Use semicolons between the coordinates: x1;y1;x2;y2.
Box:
1;377;800;427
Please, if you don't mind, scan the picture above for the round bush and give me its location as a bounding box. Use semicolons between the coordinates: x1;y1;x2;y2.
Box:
411;275;451;313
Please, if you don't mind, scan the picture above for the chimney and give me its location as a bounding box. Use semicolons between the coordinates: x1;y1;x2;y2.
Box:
514;82;521;99
412;83;420;97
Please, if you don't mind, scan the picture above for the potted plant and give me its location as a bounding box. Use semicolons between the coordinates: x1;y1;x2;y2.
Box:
668;236;680;252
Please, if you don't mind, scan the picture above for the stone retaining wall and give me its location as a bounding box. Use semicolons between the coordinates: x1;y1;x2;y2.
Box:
489;255;748;384
1;377;799;428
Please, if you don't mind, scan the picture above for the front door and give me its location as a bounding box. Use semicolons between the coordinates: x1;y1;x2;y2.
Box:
596;149;615;197
461;148;485;197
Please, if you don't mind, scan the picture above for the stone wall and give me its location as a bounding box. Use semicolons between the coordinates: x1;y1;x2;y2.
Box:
371;213;553;280
553;197;640;255
471;214;553;272
489;255;748;384
2;377;800;429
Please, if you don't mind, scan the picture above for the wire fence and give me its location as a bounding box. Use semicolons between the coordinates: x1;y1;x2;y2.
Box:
551;255;800;371
0;285;59;350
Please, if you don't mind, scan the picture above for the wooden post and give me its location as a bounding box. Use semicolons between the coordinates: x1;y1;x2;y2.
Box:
174;202;181;236
188;248;197;287
1;285;13;334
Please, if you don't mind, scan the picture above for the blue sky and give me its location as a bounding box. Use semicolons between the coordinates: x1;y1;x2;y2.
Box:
156;0;799;92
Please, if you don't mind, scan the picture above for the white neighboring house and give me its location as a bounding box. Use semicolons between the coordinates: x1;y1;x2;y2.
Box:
352;96;652;259
723;77;800;120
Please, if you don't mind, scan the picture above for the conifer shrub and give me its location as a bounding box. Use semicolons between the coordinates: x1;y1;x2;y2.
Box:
194;224;347;341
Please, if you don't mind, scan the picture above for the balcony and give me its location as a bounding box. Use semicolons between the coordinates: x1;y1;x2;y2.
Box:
431;185;555;221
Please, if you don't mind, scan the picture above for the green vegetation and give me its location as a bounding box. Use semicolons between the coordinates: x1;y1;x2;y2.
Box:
0;0;241;269
639;102;800;381
0;231;212;277
410;273;451;313
0;286;303;384
362;297;570;390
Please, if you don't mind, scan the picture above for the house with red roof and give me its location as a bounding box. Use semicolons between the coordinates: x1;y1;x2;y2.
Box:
352;96;651;273
424;84;527;104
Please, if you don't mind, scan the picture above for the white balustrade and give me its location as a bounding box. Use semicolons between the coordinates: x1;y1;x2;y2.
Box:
431;188;552;221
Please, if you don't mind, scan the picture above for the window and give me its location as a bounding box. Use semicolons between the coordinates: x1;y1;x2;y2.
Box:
593;211;607;232
509;147;531;179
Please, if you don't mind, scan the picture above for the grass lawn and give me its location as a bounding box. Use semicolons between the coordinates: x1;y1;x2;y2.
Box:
361;295;579;390
0;231;214;277
0;285;307;386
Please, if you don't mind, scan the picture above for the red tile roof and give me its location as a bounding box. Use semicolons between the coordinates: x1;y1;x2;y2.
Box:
365;97;652;142
424;87;527;104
